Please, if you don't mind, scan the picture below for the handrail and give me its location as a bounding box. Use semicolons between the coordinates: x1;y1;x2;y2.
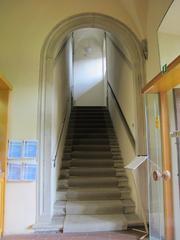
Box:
107;81;135;149
52;99;70;167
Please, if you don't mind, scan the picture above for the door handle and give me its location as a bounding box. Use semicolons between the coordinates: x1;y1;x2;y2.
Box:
153;170;171;181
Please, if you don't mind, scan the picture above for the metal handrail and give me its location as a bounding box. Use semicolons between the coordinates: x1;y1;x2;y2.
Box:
107;81;135;149
52;99;70;167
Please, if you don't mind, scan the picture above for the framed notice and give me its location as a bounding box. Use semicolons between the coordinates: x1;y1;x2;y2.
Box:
8;141;23;159
23;140;38;159
22;164;37;181
8;163;21;181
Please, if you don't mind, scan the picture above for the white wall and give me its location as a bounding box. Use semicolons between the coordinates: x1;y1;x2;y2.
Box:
51;37;73;211
106;36;148;220
106;36;136;137
73;28;106;106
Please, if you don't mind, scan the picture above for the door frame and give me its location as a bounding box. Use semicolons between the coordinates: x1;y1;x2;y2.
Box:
0;75;12;236
142;55;180;240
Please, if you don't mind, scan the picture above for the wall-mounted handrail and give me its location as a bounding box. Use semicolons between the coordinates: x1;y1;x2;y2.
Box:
52;99;70;167
107;81;135;149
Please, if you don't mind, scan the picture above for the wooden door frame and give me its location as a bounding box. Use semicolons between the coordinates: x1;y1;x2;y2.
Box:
0;75;12;236
142;55;180;240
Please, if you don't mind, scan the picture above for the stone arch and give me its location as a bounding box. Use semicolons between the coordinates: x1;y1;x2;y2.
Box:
36;13;146;227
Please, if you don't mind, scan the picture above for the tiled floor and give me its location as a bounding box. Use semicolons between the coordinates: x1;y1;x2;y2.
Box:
1;230;147;240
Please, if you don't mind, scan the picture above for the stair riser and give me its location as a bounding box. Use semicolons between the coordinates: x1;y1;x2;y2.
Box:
66;192;130;201
71;153;112;158
66;206;124;215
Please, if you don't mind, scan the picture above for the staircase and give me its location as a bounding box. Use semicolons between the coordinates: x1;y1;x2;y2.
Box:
53;106;141;232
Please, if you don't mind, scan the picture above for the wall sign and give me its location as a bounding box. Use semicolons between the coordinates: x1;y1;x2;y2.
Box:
22;164;37;181
8;163;21;181
23;140;38;159
8;141;23;159
7;139;38;182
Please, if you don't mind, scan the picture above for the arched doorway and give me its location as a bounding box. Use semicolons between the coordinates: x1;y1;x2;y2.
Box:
36;13;146;229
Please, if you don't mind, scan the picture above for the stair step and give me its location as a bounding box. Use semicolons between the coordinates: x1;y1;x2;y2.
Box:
66;187;130;200
71;139;110;144
68;177;119;187
58;176;128;188
68;168;117;177
67;132;110;142
72;145;111;151
66;200;124;215
71;151;112;158
62;159;123;168
63;214;127;233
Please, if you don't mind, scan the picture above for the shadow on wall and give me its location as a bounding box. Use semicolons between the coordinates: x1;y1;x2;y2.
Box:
74;81;105;106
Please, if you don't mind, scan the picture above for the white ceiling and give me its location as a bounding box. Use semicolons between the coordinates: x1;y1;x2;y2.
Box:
159;0;180;35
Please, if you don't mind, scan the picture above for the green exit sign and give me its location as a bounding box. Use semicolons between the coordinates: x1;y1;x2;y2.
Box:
162;64;168;73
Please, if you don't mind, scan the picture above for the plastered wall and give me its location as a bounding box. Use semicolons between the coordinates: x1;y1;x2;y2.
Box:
106;37;136;137
106;37;148;219
146;0;173;81
158;32;180;67
51;37;73;210
73;29;105;106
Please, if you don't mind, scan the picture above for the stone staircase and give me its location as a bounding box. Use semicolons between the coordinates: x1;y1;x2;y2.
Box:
53;106;141;232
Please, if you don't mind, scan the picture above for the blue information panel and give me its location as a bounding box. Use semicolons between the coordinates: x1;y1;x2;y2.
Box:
8;141;23;159
8;163;21;180
23;141;38;159
22;164;37;181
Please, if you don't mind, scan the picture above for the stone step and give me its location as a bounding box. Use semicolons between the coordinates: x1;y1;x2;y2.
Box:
65;200;135;215
62;159;123;168
58;176;128;189
71;145;111;151
53;201;66;216
71;151;112;158
63;214;127;233
68;138;110;144
68;167;117;177
68;177;119;187
65;187;130;200
60;168;126;178
68;128;113;133
67;132;114;142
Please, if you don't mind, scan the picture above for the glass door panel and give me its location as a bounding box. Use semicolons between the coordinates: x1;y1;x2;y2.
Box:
168;89;180;240
145;93;165;240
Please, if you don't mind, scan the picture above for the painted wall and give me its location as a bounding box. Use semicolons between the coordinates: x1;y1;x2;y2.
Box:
51;37;73;210
106;37;136;137
146;0;173;81
106;37;148;219
0;0;173;234
158;32;180;67
73;29;106;106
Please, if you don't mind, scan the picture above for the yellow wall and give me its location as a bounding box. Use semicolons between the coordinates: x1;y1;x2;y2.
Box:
146;0;173;81
0;0;174;234
158;32;180;67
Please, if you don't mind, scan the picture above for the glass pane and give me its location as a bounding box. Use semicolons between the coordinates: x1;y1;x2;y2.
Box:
168;89;180;240
145;94;165;240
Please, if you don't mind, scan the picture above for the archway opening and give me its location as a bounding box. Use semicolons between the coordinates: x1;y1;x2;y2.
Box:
35;13;146;230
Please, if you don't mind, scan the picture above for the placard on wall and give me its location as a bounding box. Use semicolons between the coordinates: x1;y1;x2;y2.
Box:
7;140;38;181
